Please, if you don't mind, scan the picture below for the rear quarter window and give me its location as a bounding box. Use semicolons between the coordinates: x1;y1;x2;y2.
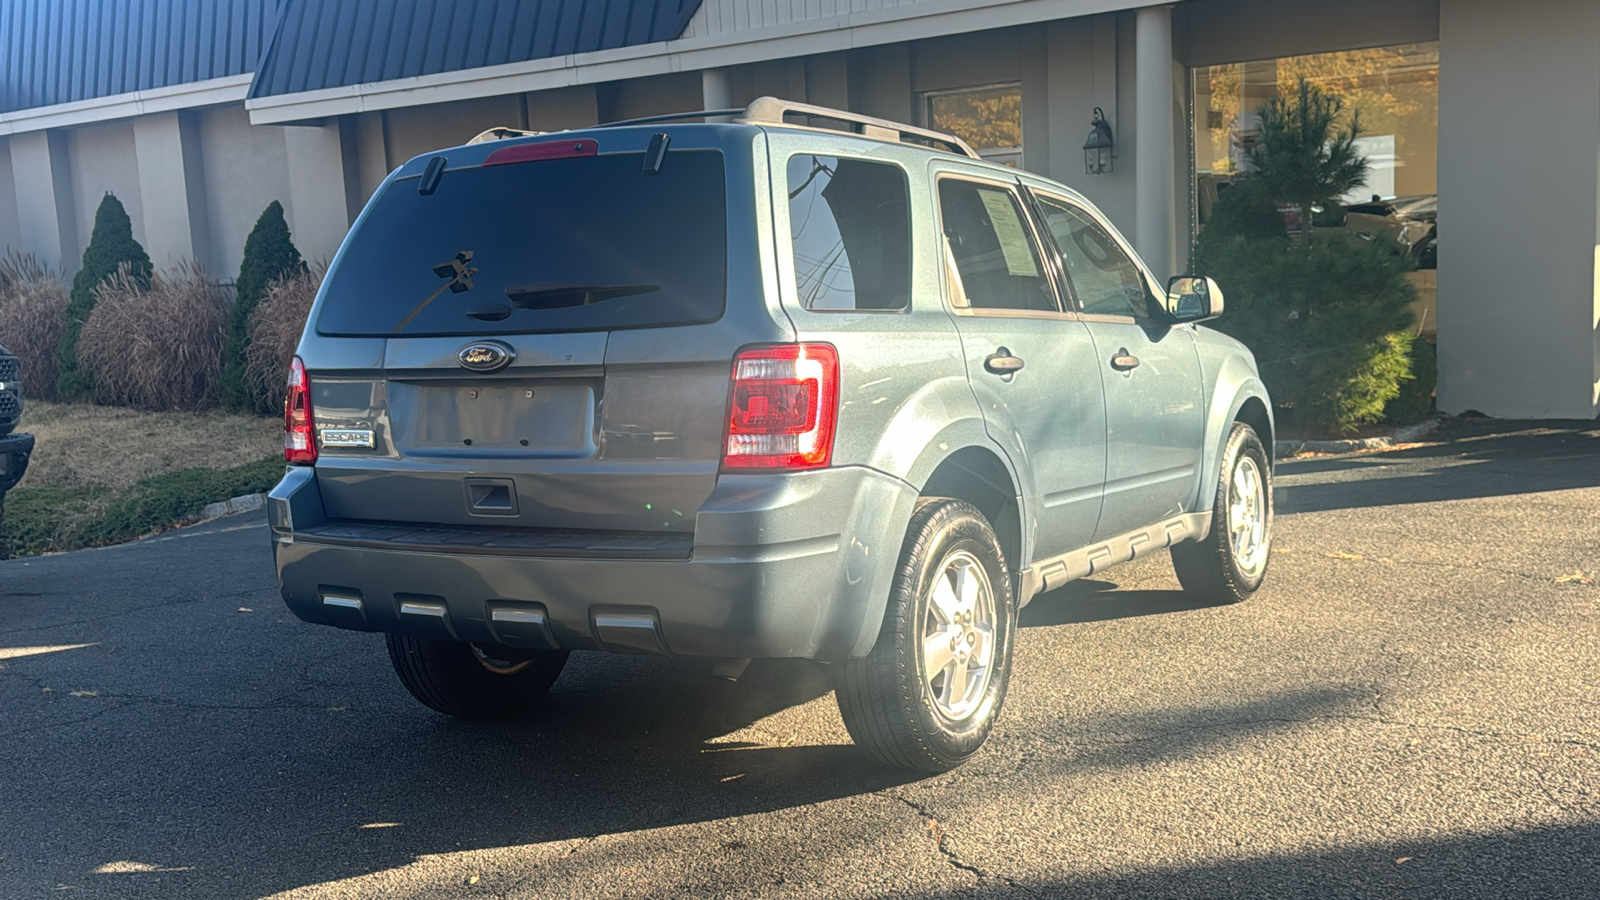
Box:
786;154;911;311
315;149;727;336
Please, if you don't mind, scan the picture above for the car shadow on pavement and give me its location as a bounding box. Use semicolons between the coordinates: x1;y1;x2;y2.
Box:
1279;418;1600;514
0;639;923;899
1019;577;1233;627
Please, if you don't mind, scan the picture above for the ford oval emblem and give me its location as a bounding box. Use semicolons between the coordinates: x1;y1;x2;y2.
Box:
458;341;514;372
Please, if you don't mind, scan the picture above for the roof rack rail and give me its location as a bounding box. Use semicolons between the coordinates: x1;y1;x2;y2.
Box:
484;99;978;159
467;126;542;144
739;97;978;159
592;108;744;129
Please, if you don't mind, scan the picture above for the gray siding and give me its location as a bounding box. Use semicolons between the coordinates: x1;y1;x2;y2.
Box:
0;0;278;113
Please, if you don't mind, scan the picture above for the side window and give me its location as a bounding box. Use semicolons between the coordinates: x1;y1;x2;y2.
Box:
787;154;911;311
1037;197;1154;320
937;179;1058;313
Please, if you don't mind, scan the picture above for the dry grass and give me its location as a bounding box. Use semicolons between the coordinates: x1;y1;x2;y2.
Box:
18;400;281;493
0;251;71;401
78;260;229;411
244;265;324;415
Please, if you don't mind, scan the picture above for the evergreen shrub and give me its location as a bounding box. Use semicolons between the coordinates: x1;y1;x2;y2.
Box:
243;265;324;415
222;201;305;413
57;194;151;401
1196;233;1417;432
1384;335;1437;426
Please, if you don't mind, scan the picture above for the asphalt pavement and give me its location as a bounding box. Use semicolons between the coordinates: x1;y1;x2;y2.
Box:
1;418;1596;899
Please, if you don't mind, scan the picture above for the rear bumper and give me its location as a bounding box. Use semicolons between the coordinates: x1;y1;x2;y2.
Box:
0;432;34;492
269;465;917;661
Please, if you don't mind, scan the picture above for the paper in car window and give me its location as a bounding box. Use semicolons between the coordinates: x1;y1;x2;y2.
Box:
977;189;1039;278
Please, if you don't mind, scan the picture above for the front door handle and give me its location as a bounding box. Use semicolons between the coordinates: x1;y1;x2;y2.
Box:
1110;348;1141;371
984;348;1026;375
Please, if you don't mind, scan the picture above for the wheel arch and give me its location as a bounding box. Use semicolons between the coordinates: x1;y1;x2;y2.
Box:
915;445;1024;590
1233;394;1274;470
1200;370;1274;502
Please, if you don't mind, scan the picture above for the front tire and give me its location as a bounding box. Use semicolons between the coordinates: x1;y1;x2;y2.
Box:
386;635;568;719
1171;422;1273;603
836;499;1016;773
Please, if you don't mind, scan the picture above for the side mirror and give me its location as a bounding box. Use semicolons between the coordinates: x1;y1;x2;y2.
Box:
1166;275;1224;323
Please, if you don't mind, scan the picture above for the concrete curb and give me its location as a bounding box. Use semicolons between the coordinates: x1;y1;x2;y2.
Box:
194;492;266;522
1274;417;1442;460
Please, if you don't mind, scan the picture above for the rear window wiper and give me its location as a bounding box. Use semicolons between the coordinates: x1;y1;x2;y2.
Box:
504;282;660;309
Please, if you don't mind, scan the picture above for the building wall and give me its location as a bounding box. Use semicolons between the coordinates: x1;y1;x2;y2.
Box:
525;85;601;132
195;104;291;277
0;140;20;254
384;95;524;167
596;72;703;123
1436;0;1600;418
66;121;146;259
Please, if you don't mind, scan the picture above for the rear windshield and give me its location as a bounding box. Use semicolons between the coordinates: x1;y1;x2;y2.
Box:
315;149;727;337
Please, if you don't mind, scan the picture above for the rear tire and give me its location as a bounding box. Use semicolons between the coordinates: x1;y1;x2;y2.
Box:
385;634;568;719
836;499;1016;773
1172;422;1273;603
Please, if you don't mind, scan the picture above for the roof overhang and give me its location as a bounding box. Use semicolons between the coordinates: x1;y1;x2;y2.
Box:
245;0;1145;125
0;73;253;136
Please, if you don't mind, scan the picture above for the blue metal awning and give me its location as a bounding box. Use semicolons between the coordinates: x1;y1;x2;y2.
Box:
247;0;705;100
0;0;279;114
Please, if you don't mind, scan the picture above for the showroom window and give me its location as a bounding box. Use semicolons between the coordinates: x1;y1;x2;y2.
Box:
924;84;1023;167
1193;42;1439;334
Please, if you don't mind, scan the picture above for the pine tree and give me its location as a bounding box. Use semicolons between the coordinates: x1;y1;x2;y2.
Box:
221;201;305;413
57;193;152;401
1249;77;1369;249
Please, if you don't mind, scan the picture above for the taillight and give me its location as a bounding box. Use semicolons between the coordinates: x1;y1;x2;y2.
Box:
284;355;317;465
723;343;839;469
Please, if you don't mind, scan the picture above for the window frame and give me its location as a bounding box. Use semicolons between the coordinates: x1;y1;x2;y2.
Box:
932;171;1068;319
1025;188;1168;325
920;82;1024;169
783;151;915;315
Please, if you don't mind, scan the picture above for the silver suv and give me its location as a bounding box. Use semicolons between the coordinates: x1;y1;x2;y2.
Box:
269;98;1274;773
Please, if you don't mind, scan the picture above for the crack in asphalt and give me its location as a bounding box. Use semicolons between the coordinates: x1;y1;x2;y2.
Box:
888;793;1016;887
0;700;139;739
0;587;269;637
0;682;380;735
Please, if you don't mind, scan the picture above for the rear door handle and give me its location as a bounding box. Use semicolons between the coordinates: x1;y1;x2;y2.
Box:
1110;348;1141;371
984;348;1025;375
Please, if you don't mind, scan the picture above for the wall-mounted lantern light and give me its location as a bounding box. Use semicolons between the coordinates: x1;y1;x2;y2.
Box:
1083;107;1115;176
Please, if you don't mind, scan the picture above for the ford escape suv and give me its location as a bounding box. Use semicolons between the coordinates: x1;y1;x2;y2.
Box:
269;98;1274;773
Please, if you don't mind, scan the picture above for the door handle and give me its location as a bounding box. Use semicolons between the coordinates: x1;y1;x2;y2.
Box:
1110;348;1141;371
984;348;1025;375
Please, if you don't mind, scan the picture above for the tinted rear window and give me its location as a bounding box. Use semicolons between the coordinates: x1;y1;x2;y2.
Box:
315;149;727;336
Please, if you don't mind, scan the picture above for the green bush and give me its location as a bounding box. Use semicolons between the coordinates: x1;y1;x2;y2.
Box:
57;194;152;401
1196;232;1417;433
1384;336;1437;426
1;456;283;557
222;201;305;414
